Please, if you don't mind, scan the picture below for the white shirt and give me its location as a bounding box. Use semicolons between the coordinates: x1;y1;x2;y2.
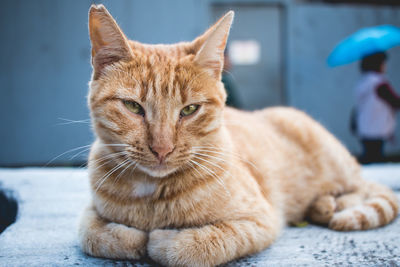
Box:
355;72;395;139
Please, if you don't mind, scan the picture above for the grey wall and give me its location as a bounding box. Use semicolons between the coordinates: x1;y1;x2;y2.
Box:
0;0;209;166
287;4;400;154
0;0;94;166
1;0;400;166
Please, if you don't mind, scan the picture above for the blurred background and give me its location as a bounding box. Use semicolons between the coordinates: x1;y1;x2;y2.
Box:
1;0;400;167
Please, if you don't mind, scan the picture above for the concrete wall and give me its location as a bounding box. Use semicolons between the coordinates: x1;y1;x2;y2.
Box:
1;0;400;165
287;4;400;154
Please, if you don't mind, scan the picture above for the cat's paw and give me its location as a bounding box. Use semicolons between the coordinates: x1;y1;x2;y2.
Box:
148;228;216;267
106;222;148;259
80;221;148;260
79;207;148;260
307;195;336;224
147;229;180;266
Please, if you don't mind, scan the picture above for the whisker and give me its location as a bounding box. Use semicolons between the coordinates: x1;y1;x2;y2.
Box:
187;161;202;178
46;142;130;167
189;159;230;197
193;147;242;165
56;118;91;126
70;144;128;160
193;149;254;174
193;151;228;164
128;160;140;177
70;143;129;161
192;155;231;178
193;146;269;199
192;146;260;171
45;144;93;166
112;161;137;186
187;161;214;195
95;158;131;193
192;154;235;194
97;143;130;148
70;147;92;160
88;151;128;173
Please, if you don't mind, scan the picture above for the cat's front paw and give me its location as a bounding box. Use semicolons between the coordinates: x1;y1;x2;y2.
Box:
79;207;148;260
147;229;180;266
147;229;216;267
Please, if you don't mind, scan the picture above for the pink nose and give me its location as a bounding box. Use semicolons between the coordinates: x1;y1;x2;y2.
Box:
149;144;174;162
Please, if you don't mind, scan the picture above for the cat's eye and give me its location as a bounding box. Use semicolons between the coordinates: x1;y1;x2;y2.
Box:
123;100;145;116
180;104;199;117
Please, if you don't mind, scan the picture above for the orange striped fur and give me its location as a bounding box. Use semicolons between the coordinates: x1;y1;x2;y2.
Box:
79;5;399;266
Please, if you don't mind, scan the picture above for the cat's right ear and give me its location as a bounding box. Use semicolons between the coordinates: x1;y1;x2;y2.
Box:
192;11;234;80
88;5;133;79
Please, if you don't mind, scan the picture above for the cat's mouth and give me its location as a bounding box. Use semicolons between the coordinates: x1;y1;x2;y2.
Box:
136;162;180;178
151;163;169;171
123;148;189;178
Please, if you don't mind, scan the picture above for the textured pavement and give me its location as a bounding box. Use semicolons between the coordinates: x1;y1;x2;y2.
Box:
0;165;399;266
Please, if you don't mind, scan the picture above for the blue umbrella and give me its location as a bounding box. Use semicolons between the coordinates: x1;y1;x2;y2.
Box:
327;25;400;67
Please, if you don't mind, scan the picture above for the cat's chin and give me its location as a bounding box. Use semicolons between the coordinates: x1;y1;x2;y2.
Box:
136;164;179;178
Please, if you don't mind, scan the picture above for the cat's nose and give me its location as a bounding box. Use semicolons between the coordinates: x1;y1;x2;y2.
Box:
149;144;174;163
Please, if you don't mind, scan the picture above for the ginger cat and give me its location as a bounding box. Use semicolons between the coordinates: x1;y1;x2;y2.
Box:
79;5;398;266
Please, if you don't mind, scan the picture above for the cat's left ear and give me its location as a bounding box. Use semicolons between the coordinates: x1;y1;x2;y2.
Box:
194;11;234;80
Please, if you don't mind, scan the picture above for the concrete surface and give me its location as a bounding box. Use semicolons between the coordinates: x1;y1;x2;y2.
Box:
0;165;399;266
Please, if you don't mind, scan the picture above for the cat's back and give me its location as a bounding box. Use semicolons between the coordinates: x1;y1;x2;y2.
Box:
223;106;329;150
223;105;355;183
222;105;328;179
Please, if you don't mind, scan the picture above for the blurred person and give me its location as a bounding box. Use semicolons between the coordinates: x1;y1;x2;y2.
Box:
355;52;400;163
222;49;241;108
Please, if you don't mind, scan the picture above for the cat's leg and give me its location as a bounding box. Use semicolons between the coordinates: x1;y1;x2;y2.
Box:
307;195;336;224
79;206;147;260
147;213;281;267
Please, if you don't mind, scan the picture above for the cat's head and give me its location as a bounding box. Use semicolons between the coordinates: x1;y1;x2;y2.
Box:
88;5;233;178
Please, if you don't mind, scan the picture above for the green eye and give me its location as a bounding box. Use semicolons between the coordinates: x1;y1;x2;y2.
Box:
180;104;199;117
123;100;145;116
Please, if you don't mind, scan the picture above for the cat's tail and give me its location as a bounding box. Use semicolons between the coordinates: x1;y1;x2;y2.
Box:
329;181;398;231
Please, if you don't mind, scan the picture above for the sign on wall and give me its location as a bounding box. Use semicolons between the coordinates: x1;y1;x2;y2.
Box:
229;40;261;65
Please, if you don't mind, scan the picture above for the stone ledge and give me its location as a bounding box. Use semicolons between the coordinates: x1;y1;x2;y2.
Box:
0;166;399;266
